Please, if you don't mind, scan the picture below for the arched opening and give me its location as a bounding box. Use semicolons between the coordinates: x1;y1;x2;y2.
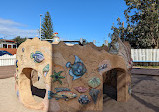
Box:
18;68;46;109
103;69;117;100
103;68;127;101
31;69;46;102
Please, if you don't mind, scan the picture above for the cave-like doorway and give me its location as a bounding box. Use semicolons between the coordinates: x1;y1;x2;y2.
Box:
19;68;46;108
30;69;46;102
103;69;117;100
103;68;128;102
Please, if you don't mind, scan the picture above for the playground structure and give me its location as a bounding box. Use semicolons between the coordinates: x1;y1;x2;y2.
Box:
15;37;132;111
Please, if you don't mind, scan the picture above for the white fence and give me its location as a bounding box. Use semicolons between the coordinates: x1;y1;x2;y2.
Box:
0;54;16;66
131;49;159;62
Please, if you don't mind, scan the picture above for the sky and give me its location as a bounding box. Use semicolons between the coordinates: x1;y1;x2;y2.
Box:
0;0;128;46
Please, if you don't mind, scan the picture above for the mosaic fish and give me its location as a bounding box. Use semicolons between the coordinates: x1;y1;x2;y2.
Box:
30;51;44;63
88;77;101;88
74;86;88;93
78;95;90;105
48;88;77;101
43;64;49;77
66;55;87;80
89;88;100;104
55;88;71;92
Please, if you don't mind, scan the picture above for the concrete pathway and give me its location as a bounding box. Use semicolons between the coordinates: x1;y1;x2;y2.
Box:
131;68;159;76
0;65;15;79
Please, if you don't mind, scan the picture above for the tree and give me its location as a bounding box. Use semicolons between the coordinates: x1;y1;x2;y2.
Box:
109;18;127;41
41;11;53;39
109;0;159;48
124;0;159;48
12;36;27;47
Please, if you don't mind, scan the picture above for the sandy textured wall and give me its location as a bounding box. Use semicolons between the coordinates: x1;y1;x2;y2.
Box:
48;42;130;112
16;37;52;111
15;38;131;112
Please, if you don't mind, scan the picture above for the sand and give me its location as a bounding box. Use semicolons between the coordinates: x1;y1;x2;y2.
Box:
0;74;159;112
0;77;44;112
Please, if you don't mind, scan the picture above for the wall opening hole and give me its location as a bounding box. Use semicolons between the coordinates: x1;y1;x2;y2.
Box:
30;69;46;102
103;69;117;100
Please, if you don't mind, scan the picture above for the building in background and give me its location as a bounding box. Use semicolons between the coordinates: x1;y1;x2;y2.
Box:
0;39;17;55
0;39;17;49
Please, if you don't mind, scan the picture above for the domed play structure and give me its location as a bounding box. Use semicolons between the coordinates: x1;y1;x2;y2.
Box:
15;37;132;111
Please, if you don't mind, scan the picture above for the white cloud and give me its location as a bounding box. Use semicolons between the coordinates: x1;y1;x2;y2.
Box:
0;18;38;38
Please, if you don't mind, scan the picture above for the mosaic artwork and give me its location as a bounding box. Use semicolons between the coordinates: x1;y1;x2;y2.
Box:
89;88;100;104
98;60;111;75
14;73;18;82
74;86;88;93
88;77;101;88
109;37;119;54
78;95;90;105
30;51;44;63
98;64;107;72
66;55;87;80
16;60;18;71
50;70;65;85
55;88;71;92
128;58;133;70
48;88;77;100
17;90;19;97
43;64;49;77
22;48;25;52
128;83;132;95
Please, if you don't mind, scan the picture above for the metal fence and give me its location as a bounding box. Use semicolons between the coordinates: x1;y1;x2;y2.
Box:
131;49;159;66
0;54;16;66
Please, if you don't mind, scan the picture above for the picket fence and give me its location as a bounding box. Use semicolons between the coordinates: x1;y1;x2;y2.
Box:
0;54;16;66
0;49;159;66
131;49;159;62
131;49;159;66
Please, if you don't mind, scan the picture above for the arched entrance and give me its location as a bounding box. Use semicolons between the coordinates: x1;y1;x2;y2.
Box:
18;68;46;109
103;68;129;102
103;69;117;100
31;69;46;102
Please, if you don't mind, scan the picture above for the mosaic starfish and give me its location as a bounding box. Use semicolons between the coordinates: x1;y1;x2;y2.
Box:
50;70;65;85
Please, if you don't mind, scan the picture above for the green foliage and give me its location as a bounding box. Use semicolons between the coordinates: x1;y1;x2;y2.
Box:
12;36;27;47
41;11;53;39
109;0;159;48
109;18;126;41
124;0;159;48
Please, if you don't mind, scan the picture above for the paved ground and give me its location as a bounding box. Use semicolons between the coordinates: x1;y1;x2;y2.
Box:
0;65;16;79
132;68;159;76
103;74;159;112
